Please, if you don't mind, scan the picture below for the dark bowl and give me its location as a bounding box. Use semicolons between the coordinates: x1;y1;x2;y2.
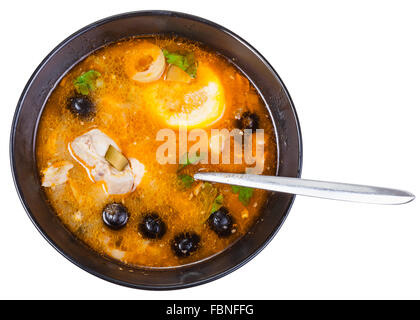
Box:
10;10;302;290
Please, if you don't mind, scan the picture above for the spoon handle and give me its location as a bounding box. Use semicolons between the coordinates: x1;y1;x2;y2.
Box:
193;173;415;205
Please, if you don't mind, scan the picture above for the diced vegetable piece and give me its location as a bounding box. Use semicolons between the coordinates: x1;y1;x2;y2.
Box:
105;145;129;171
196;182;219;222
165;64;192;83
211;194;224;214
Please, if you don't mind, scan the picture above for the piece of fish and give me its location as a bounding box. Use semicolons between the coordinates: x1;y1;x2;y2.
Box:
129;158;145;191
71;129;120;167
104;164;134;195
70;129;145;195
42;161;73;187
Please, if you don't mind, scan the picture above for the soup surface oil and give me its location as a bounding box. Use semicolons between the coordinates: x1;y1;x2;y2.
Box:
36;36;277;267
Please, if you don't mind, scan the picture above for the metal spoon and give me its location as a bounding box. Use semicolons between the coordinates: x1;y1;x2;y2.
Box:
194;173;415;205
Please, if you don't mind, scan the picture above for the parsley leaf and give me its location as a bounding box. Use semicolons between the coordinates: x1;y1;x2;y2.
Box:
163;49;197;78
231;185;254;206
178;151;206;172
74;70;101;95
211;194;224;214
178;174;194;188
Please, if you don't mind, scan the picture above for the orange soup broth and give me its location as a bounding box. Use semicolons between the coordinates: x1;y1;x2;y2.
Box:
36;37;277;267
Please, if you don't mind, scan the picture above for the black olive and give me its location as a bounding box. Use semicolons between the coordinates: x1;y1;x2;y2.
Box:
208;207;235;237
102;203;129;230
67;94;95;118
172;232;200;257
139;213;167;239
237;111;259;132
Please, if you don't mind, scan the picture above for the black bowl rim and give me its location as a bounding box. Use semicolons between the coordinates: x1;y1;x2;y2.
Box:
9;10;303;290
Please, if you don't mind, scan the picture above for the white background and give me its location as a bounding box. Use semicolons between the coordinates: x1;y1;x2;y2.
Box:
1;0;419;299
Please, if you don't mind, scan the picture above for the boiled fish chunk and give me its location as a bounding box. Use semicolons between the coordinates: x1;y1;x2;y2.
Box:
71;129;120;167
42;161;73;187
70;129;145;195
129;158;145;189
103;164;134;195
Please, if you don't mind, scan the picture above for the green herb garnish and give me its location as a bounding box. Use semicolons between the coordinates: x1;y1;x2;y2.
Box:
178;151;206;172
178;174;194;188
74;70;101;95
211;194;224;214
163;49;197;78
231;185;254;206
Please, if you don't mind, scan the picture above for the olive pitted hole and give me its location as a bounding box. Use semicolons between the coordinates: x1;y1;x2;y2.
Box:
172;232;200;257
102;203;129;230
139;213;167;239
208;207;235;237
67;95;95;118
237;111;259;132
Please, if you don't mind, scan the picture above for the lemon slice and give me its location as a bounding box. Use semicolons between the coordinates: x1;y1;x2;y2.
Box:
144;64;225;128
166;81;223;127
124;42;165;83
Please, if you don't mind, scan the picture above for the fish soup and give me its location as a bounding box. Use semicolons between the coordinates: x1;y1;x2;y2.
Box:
36;36;277;267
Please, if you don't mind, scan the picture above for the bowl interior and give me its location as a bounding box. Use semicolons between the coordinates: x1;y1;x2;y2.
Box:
10;11;302;289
